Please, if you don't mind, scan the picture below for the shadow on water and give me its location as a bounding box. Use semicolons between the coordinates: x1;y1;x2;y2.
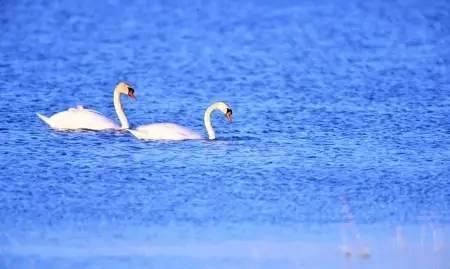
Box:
220;135;262;142
121;135;262;144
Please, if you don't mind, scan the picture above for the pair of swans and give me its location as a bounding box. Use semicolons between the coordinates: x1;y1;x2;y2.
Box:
37;82;232;140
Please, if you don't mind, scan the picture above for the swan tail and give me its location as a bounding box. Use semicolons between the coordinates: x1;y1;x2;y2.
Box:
36;113;52;127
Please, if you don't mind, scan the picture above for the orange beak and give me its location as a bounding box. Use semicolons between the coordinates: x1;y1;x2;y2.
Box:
225;111;233;122
128;92;136;100
127;87;136;100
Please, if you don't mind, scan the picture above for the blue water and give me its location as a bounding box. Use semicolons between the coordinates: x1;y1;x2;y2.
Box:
1;0;450;268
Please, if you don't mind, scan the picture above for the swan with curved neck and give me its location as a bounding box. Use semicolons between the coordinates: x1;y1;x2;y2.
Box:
129;102;233;140
37;82;135;130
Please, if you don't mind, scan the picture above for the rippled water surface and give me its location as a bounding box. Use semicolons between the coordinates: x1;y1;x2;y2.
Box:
1;0;450;268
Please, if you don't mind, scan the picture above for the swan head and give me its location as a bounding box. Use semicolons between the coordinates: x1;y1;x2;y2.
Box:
116;82;136;99
215;102;233;122
225;107;232;122
204;101;233;140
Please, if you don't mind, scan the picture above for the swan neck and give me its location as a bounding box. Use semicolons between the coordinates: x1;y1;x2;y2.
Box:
204;104;217;140
114;89;129;129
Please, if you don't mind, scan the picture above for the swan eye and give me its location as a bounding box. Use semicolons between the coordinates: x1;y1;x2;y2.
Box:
128;87;135;95
226;108;232;115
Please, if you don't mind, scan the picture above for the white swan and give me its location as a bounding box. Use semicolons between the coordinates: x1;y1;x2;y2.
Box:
37;82;136;131
129;101;232;140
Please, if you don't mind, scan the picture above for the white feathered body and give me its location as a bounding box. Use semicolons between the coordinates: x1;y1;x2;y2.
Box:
37;106;119;131
129;123;202;140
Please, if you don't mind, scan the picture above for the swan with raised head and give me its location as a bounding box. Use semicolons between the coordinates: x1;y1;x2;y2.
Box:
37;82;136;130
129;101;232;140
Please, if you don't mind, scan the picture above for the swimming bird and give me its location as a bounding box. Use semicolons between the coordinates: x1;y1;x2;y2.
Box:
37;82;135;131
129;101;232;140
